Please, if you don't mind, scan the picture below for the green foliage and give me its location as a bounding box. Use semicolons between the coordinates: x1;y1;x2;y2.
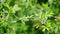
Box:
0;0;60;34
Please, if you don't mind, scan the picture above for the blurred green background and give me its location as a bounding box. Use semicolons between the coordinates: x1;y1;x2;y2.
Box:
0;0;60;34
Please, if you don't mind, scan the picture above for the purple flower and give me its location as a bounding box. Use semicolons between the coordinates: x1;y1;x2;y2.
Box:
41;20;46;24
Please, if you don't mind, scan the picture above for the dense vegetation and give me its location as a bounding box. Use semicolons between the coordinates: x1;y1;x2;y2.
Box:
0;0;60;34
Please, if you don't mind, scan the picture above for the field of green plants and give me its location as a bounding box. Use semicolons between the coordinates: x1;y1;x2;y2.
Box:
0;0;60;34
